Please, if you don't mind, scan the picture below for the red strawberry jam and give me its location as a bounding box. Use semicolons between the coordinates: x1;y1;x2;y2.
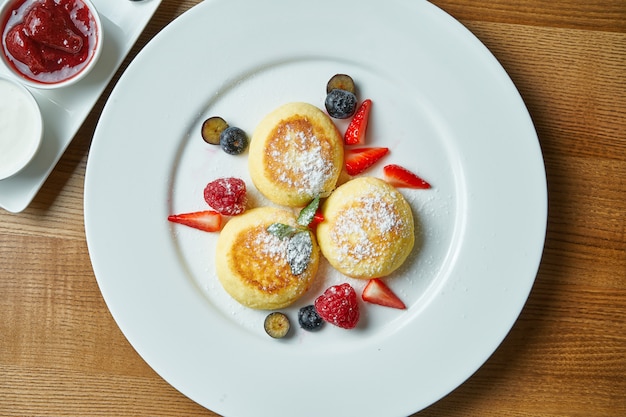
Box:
1;0;99;85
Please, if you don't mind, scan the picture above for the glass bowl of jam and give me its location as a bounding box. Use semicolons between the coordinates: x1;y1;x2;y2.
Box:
0;0;102;89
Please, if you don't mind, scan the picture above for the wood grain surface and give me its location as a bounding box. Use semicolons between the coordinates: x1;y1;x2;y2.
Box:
1;0;624;415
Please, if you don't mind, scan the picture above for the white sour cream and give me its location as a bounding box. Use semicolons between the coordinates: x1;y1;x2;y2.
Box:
0;77;42;180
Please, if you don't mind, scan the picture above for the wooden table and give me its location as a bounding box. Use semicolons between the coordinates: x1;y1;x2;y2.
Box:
1;1;624;415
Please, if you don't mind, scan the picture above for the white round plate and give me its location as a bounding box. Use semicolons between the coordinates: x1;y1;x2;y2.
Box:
84;0;547;416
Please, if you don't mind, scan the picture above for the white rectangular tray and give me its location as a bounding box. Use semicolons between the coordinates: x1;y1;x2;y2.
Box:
0;0;162;213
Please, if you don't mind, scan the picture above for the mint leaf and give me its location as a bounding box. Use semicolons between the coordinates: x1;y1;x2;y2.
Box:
297;196;320;227
287;231;313;275
267;223;299;239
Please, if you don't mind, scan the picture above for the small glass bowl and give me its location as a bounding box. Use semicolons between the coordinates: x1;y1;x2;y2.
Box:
0;0;103;89
0;76;43;180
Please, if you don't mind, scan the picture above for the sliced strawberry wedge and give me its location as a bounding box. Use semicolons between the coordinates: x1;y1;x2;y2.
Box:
344;99;372;145
345;147;389;176
307;210;325;229
167;210;222;232
362;278;406;309
383;164;431;189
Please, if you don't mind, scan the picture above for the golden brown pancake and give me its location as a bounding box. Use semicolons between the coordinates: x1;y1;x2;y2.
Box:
249;102;344;207
316;177;415;279
215;207;320;309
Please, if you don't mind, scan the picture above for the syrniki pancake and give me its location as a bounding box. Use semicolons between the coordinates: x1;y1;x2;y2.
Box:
249;102;344;207
215;207;320;310
316;177;415;279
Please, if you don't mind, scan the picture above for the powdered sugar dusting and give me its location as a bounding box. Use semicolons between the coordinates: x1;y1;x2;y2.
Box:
330;186;409;274
253;228;289;264
267;119;334;196
228;226;295;293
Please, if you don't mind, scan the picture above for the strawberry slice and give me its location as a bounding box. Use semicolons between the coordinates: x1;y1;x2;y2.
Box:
383;164;431;189
313;211;325;224
345;147;389;176
362;278;406;309
344;99;372;145
167;210;222;232
309;210;325;229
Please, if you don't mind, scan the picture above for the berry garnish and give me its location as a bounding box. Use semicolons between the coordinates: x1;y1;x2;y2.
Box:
325;89;357;119
220;126;249;154
314;283;360;329
264;312;291;339
167;210;222;232
310;210;325;228
326;74;356;95
203;177;247;216
298;305;324;332
362;278;406;309
344;147;389;176
201;116;228;145
344;99;372;145
383;164;431;189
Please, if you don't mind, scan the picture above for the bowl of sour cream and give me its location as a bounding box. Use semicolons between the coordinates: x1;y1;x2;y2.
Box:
0;76;43;180
0;0;102;89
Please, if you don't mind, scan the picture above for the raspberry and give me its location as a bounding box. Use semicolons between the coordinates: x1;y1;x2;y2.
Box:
203;177;247;216
314;283;360;329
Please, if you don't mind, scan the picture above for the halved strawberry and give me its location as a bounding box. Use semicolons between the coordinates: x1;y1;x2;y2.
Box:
362;278;406;309
344;99;372;145
345;147;389;176
383;164;431;189
310;210;325;228
167;210;222;232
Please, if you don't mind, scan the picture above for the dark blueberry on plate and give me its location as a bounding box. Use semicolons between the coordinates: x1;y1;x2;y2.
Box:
201;116;229;145
326;73;356;95
325;89;357;119
264;312;291;339
298;305;324;332
220;126;249;155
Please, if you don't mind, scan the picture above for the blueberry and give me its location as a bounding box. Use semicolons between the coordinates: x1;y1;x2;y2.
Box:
220;126;249;155
298;305;324;332
264;312;291;339
326;73;356;95
201;116;228;145
325;89;357;119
